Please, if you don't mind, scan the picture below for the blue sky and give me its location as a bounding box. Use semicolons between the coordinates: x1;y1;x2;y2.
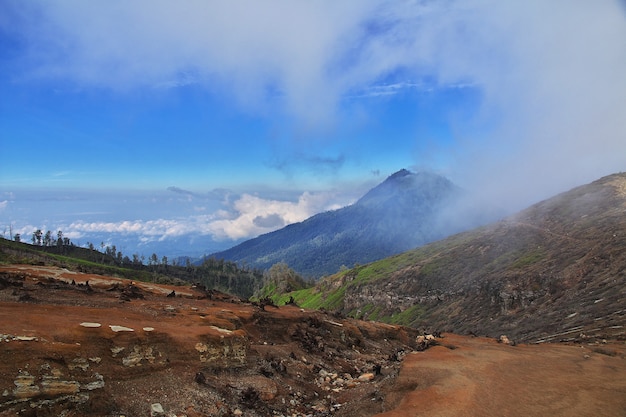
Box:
1;1;625;258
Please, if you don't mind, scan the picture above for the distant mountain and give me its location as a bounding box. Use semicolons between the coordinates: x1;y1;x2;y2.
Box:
210;169;462;277
286;173;626;342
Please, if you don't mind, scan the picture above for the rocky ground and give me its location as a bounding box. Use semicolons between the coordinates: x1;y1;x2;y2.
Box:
1;264;625;417
0;264;420;417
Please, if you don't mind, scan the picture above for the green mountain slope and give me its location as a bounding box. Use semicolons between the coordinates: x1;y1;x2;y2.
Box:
284;173;626;342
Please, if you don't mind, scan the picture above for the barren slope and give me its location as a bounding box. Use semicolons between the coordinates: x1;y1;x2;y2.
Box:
0;265;418;417
1;265;625;416
307;173;626;342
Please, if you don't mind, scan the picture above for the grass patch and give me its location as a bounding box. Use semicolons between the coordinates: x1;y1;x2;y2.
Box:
383;304;425;327
509;249;545;269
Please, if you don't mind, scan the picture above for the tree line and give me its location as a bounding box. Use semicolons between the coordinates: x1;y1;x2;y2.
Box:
10;229;306;300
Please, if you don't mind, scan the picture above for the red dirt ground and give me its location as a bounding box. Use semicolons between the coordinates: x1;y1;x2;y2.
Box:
376;334;626;417
1;264;625;417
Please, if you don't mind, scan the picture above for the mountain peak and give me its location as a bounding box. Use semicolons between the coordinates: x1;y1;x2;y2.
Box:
212;169;461;277
386;168;413;181
357;169;456;207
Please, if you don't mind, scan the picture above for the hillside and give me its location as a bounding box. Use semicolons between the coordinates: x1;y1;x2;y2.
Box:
283;173;626;343
0;238;266;300
1;265;625;416
211;170;461;277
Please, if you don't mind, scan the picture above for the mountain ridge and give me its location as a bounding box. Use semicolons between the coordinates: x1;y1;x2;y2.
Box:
210;169;462;277
280;172;626;342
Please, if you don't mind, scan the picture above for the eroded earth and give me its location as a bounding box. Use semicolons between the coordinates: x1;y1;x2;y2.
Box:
1;265;625;417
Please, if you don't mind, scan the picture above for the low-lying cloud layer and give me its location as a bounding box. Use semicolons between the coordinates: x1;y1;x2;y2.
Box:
6;188;357;250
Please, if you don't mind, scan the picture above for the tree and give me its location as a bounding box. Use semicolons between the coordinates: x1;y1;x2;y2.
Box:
264;262;307;293
32;229;42;246
43;230;52;246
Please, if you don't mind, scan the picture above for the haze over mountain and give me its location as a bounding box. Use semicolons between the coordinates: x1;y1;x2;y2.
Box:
211;170;465;277
280;172;626;342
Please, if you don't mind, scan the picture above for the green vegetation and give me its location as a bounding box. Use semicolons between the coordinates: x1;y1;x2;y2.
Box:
383;304;425;326
509;249;545;269
0;237;265;298
254;262;312;301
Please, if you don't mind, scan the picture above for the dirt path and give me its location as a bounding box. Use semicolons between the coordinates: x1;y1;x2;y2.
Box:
376;334;626;417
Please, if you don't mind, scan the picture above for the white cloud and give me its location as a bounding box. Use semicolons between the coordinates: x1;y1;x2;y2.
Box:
7;1;379;127
55;190;351;242
4;0;626;212
206;191;348;240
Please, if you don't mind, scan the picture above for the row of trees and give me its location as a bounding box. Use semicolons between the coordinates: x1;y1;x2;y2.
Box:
12;229;72;247
11;229;308;300
19;229;162;268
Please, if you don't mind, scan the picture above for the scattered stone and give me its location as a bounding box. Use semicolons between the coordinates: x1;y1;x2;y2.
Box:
109;325;134;332
40;378;80;396
143;327;155;332
210;325;233;335
498;335;515;346
195;371;206;384
81;374;105;391
150;402;165;417
416;334;438;350
111;346;125;356
122;345;157;367
13;373;40;399
15;336;37;341
358;373;375;382
69;357;90;371
80;322;102;328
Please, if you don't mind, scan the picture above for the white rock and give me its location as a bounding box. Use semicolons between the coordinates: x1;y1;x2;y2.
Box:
143;327;155;332
150;402;165;417
209;325;232;334
80;322;101;328
109;325;134;332
499;335;512;345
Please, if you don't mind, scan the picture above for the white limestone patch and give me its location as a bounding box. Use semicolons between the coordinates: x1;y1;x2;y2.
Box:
209;326;233;335
80;322;102;328
109;325;134;332
143;327;155;332
15;336;37;341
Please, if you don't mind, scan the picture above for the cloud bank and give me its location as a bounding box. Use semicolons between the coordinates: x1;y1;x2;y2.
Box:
9;190;352;245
